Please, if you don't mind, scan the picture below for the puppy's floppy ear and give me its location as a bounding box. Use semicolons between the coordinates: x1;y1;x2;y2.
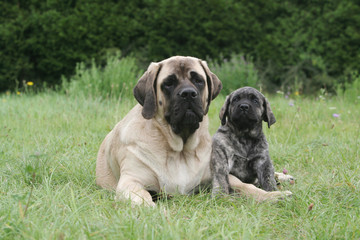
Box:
133;62;162;119
263;97;276;128
199;60;222;114
219;94;232;125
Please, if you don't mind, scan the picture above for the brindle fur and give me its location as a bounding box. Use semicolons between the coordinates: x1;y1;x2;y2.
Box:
211;87;278;196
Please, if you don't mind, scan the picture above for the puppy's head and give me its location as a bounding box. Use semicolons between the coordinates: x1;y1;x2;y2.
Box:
219;87;275;130
134;56;222;140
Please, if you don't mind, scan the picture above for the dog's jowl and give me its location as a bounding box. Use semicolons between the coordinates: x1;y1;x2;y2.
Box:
211;87;278;196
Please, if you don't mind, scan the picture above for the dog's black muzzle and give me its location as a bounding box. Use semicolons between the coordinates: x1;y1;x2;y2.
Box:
166;86;204;140
178;87;198;100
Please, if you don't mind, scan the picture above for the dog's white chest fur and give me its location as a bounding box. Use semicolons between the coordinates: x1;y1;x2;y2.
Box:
127;143;211;194
159;152;210;194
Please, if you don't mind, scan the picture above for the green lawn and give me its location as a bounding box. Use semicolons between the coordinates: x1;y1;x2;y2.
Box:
1;92;359;239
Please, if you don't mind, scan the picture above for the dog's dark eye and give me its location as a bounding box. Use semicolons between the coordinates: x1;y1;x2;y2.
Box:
163;75;177;89
190;72;204;86
252;98;259;104
164;80;174;87
194;77;204;85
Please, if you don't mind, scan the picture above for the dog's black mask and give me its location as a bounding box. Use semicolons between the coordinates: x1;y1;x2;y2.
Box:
162;73;205;141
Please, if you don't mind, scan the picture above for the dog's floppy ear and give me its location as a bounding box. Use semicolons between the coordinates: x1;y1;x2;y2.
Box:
219;94;232;125
133;62;162;119
199;60;222;114
263;97;276;128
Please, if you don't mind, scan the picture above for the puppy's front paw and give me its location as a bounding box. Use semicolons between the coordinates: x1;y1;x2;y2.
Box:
211;187;230;199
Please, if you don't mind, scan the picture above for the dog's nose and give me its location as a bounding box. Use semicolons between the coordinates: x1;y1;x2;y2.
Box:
178;88;198;99
240;103;249;111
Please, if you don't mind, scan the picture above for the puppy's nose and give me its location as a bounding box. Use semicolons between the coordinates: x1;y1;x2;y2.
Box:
240;103;249;111
178;88;198;99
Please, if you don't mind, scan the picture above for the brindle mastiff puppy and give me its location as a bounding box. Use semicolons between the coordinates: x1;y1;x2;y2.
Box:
211;87;293;198
96;57;290;206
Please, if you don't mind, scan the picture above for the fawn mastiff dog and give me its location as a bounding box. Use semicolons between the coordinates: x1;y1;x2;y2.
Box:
96;56;291;206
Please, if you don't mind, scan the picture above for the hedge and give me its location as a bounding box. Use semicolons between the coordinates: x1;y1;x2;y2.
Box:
0;0;359;93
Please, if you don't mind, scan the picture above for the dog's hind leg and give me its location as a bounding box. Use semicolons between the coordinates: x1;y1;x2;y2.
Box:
96;136;118;190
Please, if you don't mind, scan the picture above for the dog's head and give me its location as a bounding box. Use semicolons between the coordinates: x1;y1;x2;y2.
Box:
134;56;222;140
219;87;275;131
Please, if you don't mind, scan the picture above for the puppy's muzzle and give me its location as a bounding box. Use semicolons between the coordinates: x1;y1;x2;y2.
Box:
239;103;250;112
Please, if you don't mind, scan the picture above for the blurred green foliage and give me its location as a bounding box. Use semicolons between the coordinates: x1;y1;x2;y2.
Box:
62;51;141;99
209;54;259;95
0;0;359;94
336;71;360;103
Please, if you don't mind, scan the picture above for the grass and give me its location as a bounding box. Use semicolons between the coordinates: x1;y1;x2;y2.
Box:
1;91;359;239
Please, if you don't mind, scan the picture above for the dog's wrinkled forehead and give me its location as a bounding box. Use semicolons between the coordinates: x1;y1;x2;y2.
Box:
231;87;264;103
157;56;206;81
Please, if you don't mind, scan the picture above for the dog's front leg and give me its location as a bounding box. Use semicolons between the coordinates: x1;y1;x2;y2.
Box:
228;174;292;202
115;176;156;207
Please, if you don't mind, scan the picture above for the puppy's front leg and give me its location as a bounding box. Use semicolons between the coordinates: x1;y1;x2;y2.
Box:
229;174;292;202
212;172;230;197
255;159;277;191
116;176;155;207
211;146;231;197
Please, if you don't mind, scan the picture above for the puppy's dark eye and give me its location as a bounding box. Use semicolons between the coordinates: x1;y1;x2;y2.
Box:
233;96;240;102
250;95;259;104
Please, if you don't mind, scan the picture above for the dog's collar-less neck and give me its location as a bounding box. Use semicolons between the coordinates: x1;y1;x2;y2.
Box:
226;121;263;139
153;115;208;152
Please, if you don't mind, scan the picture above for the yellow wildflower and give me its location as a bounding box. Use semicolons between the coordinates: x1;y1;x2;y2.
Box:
295;91;299;96
17;91;21;95
27;81;34;86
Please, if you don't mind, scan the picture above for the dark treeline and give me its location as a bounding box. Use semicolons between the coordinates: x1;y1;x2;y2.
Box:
1;0;359;93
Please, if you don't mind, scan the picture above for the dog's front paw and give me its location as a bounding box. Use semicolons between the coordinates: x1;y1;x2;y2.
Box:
115;193;156;207
258;190;293;202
